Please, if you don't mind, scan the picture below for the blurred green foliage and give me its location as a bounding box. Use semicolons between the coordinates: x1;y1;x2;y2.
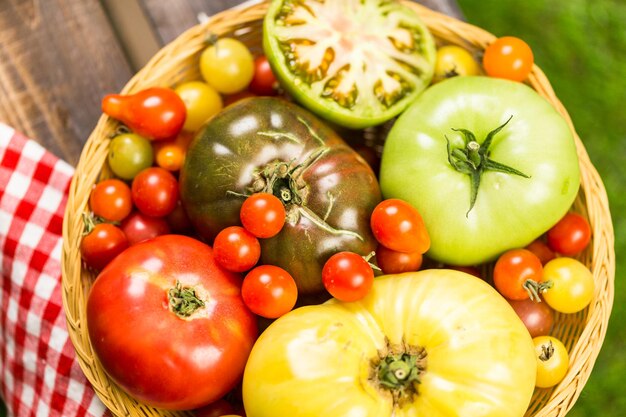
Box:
456;0;625;415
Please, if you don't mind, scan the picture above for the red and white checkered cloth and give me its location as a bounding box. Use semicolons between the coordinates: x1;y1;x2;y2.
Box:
0;123;107;417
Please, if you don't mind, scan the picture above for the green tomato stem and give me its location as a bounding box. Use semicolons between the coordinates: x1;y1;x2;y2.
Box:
446;115;530;216
373;345;427;407
168;281;205;319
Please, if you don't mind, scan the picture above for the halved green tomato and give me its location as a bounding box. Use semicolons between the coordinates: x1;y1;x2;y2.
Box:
263;0;436;129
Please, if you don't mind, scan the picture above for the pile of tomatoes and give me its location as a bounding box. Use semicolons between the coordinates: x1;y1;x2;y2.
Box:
79;3;597;415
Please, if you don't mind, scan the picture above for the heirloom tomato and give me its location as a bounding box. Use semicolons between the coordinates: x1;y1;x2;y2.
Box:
179;97;381;294
102;87;186;141
380;76;580;265
87;235;258;410
262;0;436;128
243;269;536;417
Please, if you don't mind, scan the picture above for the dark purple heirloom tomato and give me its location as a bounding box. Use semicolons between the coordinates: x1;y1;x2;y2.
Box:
179;97;381;294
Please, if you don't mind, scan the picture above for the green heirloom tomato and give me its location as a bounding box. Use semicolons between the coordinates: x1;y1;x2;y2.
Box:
263;0;436;129
380;76;580;265
179;97;381;294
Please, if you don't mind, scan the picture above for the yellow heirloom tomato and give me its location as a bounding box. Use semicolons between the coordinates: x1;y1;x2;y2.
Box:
243;270;536;417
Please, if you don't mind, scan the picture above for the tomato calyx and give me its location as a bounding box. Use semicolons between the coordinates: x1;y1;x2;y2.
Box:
523;279;553;302
168;280;206;319
538;340;555;361
82;212;116;235
371;343;427;407
445;115;530;215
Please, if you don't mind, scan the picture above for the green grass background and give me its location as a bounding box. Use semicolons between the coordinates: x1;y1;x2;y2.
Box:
456;0;626;415
0;1;622;417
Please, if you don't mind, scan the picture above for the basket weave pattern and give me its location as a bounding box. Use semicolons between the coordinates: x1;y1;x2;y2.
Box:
61;2;615;416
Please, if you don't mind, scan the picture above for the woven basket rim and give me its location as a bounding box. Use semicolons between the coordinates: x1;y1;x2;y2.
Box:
61;1;616;416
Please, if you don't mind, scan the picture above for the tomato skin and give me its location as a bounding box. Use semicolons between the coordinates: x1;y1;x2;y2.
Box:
242;265;298;319
542;257;594;313
180;97;381;294
525;239;556;265
533;336;569;388
108;133;154;180
213;226;261;273
120;211;171;245
370;199;430;254
493;249;544;300
193;399;235;417
433;45;480;82
200;38;254;94
375;244;422;274
89;179;132;222
380;76;580;265
546;212;591;256
102;87;186;141
243;270;536;417
483;36;534;82
87;235;257;410
175;81;223;132
322;252;374;302
131;167;179;217
80;223;129;270
508;298;554;338
249;56;278;96
240;193;285;238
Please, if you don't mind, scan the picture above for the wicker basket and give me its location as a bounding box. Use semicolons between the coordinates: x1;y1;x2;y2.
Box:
61;1;615;416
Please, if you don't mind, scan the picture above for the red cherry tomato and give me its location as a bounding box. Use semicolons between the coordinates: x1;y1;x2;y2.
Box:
240;193;286;238
546;212;592;256
242;265;298;319
483;36;534;82
87;235;257;410
447;265;483;280
120;211;171;245
249;56;278;96
508;297;555;338
89;179;132;222
223;91;257;107
193;398;236;417
525;239;556;265
167;200;193;233
375;244;422;274
322;252;374;302
213;226;261;272
493;248;545;300
102;87;186;141
370;199;430;254
131;167;179;217
80;222;128;270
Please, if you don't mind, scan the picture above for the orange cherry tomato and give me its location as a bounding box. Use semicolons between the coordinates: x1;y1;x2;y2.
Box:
89;179;132;222
483;36;534;82
493;248;544;301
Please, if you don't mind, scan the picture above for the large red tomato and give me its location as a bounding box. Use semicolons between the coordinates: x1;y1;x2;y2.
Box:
87;235;258;410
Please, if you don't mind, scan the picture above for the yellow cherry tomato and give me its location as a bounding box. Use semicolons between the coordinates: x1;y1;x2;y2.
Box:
200;38;254;94
175;81;223;132
433;45;480;82
533;336;569;388
243;270;536;417
542;257;594;313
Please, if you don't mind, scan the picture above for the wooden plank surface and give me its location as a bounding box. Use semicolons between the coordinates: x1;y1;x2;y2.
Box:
0;0;132;166
141;0;464;45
